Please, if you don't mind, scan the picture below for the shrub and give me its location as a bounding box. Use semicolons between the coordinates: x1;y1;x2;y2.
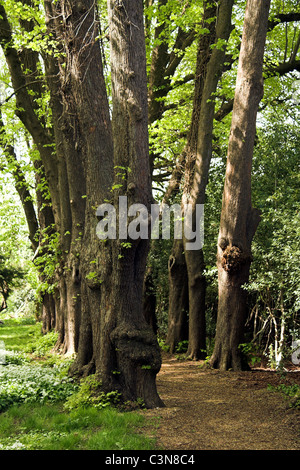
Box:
4;350;31;365
25;330;58;356
64;374;121;412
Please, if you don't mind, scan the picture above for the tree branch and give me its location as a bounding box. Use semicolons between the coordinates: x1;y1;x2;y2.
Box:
164;28;196;79
0;2;58;192
268;13;300;31
265;58;300;77
215;56;300;122
0;80;44;107
0;112;39;251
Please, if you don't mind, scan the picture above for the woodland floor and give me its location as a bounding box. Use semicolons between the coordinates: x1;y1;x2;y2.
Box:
142;353;300;451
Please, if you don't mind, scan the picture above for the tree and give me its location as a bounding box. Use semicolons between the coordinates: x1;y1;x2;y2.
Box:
143;0;198;333
210;0;272;371
147;0;196;177
166;1;218;356
0;0;299;403
96;0;163;407
166;0;234;358
0;0;164;407
42;0;163;407
0;0;62;332
42;0;112;356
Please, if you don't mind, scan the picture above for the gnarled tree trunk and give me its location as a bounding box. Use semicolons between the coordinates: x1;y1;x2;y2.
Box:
210;0;271;371
97;0;164;408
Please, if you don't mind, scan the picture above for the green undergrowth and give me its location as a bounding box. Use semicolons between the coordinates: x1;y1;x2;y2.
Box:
0;317;158;450
268;383;300;410
0;403;156;450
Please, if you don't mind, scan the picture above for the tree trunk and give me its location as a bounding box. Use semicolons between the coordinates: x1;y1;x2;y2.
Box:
143;2;197;334
143;265;158;335
42;293;56;333
165;2;216;353
44;0;163;407
166;239;189;353
48;0;115;374
97;0;163;408
210;0;271;371
43;0;92;355
184;0;234;360
2;0;163;407
33;155;57;334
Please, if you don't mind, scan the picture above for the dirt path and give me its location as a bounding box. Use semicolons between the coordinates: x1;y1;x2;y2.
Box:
144;355;300;450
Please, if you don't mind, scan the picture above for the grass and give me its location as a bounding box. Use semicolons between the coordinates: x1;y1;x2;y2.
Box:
0;403;156;450
0;317;158;450
0;318;42;352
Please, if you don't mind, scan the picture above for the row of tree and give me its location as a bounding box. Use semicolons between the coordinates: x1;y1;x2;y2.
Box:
0;0;299;407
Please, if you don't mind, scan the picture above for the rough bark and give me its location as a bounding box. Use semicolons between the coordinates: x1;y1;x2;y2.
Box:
166;238;189;353
143;265;158;335
210;0;271;371
42;293;56;333
43;0;93;354
42;0;163;407
97;0;163;408
45;0;114;372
